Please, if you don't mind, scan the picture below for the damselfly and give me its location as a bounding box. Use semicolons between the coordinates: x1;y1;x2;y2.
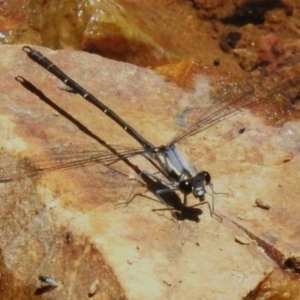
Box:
12;46;298;219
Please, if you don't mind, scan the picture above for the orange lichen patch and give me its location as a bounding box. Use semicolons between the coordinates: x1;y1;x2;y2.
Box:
243;269;300;300
0;0;300;80
0;0;224;68
153;59;212;90
82;29;170;67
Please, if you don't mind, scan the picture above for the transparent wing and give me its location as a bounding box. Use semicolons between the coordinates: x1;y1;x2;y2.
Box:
169;66;300;145
0;145;146;182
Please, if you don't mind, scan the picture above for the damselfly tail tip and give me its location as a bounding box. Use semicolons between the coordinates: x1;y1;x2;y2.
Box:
22;46;32;53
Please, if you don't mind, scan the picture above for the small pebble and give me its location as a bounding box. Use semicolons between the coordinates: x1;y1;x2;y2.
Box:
255;199;271;210
38;275;58;287
88;279;99;297
127;259;134;265
235;235;250;245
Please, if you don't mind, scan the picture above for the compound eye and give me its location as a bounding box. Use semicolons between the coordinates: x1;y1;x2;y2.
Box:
201;171;211;185
179;180;192;194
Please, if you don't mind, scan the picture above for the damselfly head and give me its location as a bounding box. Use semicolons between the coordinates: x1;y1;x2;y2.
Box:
200;171;211;185
178;171;211;201
191;171;211;201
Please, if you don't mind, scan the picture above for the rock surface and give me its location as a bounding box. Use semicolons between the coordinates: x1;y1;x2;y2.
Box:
0;44;299;299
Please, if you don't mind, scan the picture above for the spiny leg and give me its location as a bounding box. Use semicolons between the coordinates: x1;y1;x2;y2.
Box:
114;171;175;208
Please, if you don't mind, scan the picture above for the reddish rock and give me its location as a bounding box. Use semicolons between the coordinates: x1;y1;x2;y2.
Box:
0;44;299;299
243;269;300;300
